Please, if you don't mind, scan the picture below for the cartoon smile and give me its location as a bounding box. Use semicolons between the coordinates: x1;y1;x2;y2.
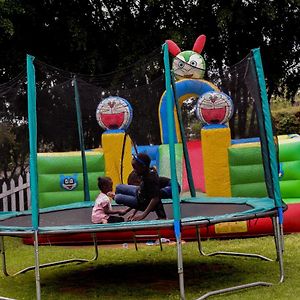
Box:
183;74;194;78
201;107;227;124
62;183;77;190
100;112;125;130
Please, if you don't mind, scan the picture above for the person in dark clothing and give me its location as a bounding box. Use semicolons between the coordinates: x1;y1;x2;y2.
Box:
114;153;167;221
127;170;181;199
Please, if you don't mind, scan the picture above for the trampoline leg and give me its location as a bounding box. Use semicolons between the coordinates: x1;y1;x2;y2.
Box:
0;236;9;276
196;224;272;262
196;281;272;300
133;231;163;251
34;231;41;300
176;237;185;300
196;225;206;256
4;232;98;277
273;217;284;283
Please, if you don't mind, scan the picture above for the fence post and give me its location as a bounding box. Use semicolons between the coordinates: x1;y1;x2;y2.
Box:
18;175;25;211
10;179;16;211
26;172;31;209
2;183;8;212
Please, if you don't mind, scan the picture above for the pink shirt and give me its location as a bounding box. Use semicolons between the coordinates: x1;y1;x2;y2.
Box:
91;192;112;224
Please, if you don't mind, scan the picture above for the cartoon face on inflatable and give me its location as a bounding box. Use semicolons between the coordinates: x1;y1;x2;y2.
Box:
96;96;133;130
166;35;206;81
196;91;234;125
60;174;78;191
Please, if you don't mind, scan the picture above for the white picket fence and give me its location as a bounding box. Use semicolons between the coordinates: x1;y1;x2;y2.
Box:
0;173;30;212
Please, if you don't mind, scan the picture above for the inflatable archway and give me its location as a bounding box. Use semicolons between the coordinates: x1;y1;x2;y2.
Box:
158;79;219;144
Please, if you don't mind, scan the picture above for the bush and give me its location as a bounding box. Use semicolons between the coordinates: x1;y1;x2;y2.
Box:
272;107;300;135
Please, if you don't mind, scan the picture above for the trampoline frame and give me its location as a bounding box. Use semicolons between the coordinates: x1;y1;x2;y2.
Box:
0;202;285;300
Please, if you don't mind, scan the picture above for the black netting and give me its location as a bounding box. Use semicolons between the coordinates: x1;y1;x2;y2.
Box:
0;71;29;185
32;48;164;152
171;54;261;140
0;48;279;200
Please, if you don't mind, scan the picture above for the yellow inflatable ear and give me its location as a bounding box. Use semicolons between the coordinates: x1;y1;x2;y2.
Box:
192;34;206;54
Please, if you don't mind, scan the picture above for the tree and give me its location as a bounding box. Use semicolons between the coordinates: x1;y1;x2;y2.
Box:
0;123;28;183
0;0;298;100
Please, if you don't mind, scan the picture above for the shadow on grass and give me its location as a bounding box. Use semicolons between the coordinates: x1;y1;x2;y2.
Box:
38;257;274;299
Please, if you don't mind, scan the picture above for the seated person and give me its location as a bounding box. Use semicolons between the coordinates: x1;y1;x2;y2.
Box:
127;170;181;199
91;176;125;224
114;153;167;221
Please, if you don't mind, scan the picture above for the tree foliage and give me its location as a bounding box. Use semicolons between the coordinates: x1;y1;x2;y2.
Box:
0;0;299;176
0;123;28;182
0;0;298;100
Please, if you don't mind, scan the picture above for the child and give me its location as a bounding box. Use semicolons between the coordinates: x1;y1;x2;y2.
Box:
91;176;125;224
115;153;167;221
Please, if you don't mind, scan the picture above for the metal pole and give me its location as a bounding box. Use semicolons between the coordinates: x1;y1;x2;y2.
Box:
33;231;41;300
177;238;185;300
273;216;284;283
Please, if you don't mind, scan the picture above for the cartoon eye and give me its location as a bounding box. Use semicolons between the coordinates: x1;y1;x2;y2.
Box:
178;61;185;68
188;53;205;70
64;178;69;184
190;60;197;67
69;178;74;184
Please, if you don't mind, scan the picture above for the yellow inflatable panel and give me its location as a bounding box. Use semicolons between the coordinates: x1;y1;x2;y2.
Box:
102;132;132;189
215;221;248;234
201;127;231;197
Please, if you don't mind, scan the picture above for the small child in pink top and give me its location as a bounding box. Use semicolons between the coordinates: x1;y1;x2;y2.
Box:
91;177;125;224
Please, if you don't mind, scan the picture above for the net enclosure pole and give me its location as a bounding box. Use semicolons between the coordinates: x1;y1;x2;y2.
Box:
26;54;41;300
26;54;39;229
252;48;284;281
252;48;282;210
73;77;90;202
170;75;196;197
163;42;185;300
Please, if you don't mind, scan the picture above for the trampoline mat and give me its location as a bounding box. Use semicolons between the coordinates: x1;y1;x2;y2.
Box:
0;202;253;227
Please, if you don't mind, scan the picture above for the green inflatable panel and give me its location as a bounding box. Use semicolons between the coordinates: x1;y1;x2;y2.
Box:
230;164;265;185
229;139;300;202
158;144;183;185
231;182;268;198
229;146;262;166
37;152;105;208
279;140;300;161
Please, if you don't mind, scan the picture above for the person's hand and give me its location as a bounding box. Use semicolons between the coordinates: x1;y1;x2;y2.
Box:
126;213;135;221
107;191;115;199
118;209;127;216
131;213;145;221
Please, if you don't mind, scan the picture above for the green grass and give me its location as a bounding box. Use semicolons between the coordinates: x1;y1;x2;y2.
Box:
1;234;300;299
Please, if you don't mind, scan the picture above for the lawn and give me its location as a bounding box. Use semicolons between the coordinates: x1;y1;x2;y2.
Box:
0;233;299;299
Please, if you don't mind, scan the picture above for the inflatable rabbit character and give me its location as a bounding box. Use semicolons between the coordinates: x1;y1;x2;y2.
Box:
166;35;206;81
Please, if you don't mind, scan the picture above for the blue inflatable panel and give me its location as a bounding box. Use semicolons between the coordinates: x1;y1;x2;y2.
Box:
159;79;218;144
231;137;260;144
133;145;160;168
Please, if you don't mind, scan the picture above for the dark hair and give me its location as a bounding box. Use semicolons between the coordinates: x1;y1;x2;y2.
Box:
97;176;112;191
133;153;151;168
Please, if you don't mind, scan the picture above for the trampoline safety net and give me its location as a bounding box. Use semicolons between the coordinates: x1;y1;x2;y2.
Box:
0;45;281;214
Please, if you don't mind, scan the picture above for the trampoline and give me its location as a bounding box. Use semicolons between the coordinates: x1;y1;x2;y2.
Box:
0;197;279;235
0;45;285;300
